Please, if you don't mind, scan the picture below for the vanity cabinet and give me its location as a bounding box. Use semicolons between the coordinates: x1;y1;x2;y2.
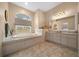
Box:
46;32;61;44
46;31;77;49
61;33;77;49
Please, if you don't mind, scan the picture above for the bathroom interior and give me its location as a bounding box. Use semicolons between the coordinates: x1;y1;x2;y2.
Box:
0;2;79;57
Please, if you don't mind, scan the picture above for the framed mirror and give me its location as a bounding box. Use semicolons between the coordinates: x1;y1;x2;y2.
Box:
5;10;8;21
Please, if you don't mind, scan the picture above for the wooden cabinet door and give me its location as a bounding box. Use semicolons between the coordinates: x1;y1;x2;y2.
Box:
48;32;58;43
46;32;51;41
51;32;56;42
67;34;77;49
55;32;61;44
47;32;61;44
61;34;68;46
46;32;55;42
61;33;77;49
48;32;54;42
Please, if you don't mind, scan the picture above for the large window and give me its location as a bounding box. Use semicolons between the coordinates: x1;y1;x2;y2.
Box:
15;13;32;34
15;25;32;34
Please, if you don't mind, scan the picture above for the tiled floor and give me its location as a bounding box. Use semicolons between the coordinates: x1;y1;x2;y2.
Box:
8;41;77;57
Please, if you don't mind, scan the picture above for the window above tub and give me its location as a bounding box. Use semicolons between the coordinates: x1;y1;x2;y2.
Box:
15;13;32;34
15;13;32;21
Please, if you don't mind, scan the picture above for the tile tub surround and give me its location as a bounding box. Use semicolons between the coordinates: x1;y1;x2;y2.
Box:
7;42;77;57
2;35;45;56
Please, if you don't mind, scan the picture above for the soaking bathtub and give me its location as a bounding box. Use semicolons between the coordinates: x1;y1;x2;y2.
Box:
3;33;42;42
2;33;45;56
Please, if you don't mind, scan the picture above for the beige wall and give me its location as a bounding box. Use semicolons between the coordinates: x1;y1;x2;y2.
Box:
0;2;9;56
8;3;34;34
0;2;8;10
78;3;79;56
34;10;45;30
45;2;78;31
78;3;79;12
0;12;4;56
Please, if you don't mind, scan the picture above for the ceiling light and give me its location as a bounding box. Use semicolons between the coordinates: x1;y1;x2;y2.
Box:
25;2;28;5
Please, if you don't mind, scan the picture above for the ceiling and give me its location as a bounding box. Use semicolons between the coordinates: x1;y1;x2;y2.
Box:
11;2;62;12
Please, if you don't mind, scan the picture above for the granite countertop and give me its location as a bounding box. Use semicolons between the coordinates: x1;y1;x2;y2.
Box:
48;30;77;35
61;32;77;35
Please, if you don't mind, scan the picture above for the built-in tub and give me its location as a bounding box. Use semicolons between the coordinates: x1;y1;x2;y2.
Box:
2;33;45;56
3;33;42;42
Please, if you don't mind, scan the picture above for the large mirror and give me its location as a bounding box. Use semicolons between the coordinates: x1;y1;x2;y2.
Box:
51;16;76;31
15;13;32;34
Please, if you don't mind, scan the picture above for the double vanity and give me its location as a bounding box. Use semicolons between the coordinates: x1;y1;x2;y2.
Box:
46;14;78;50
46;31;78;50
